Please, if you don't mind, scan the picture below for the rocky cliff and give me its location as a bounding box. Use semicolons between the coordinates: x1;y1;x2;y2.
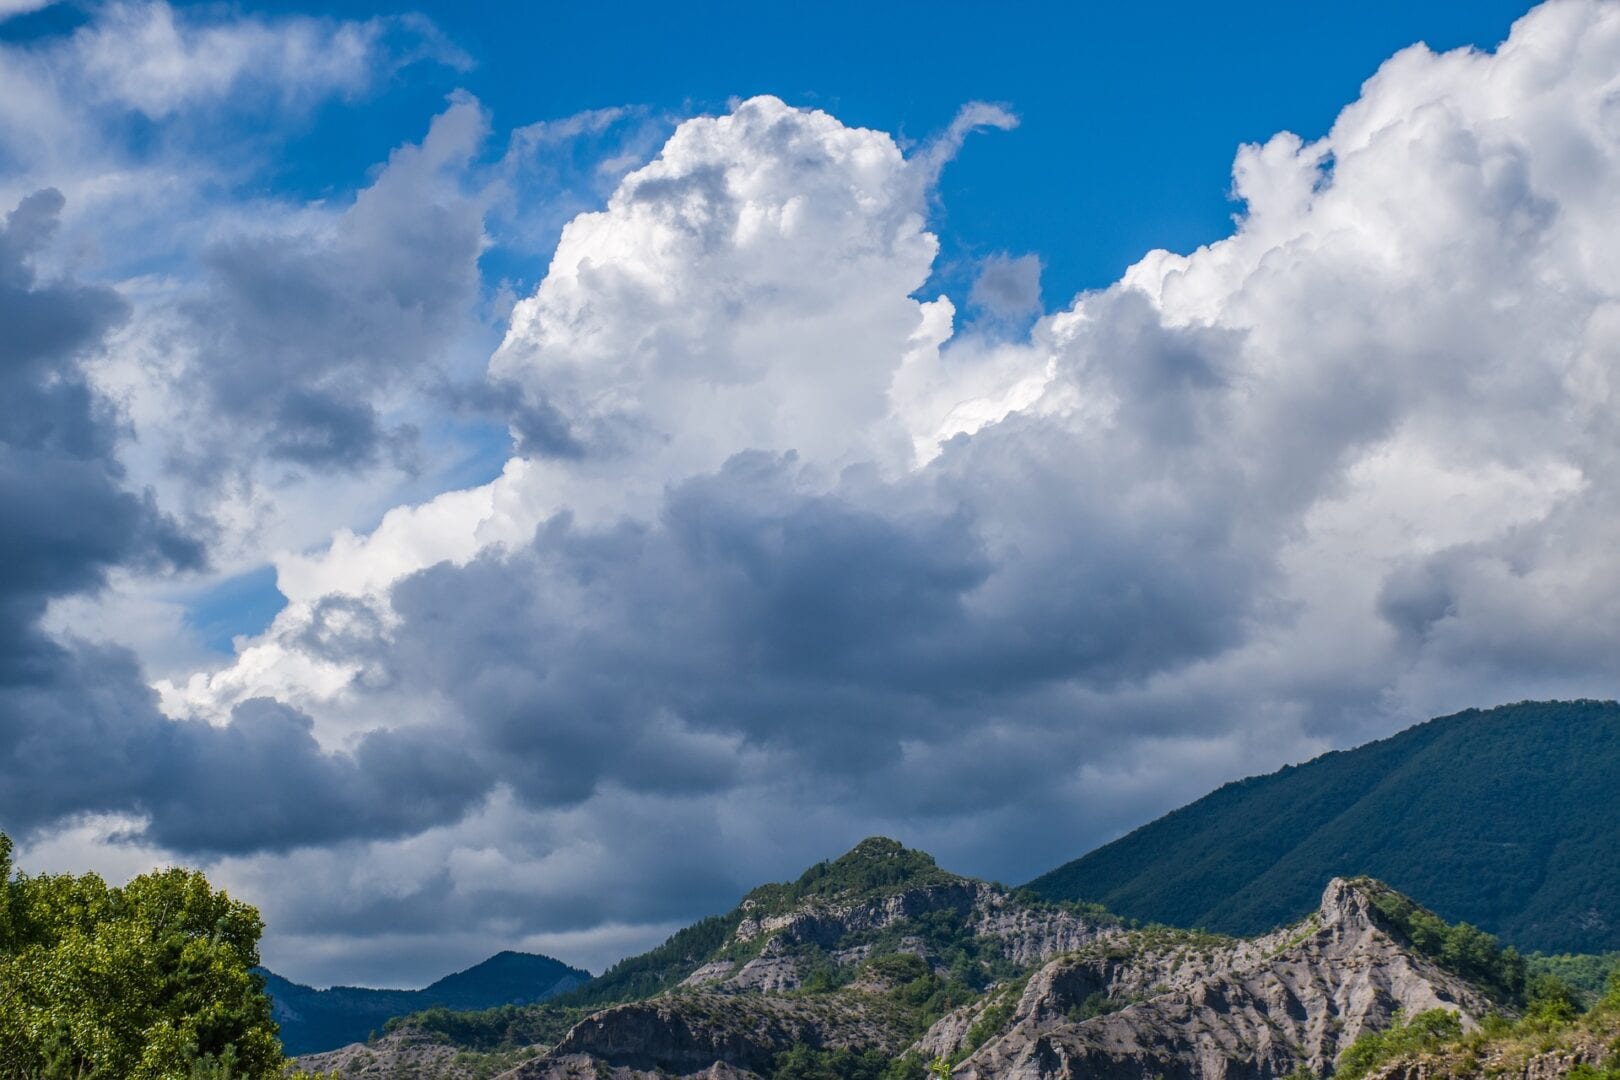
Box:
497;838;1119;1080
301;843;1532;1080
675;873;1111;995
942;879;1499;1080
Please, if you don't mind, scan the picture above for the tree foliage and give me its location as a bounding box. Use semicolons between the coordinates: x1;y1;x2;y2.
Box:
1354;879;1527;1003
770;1044;922;1080
0;832;314;1079
1336;1008;1465;1080
747;840;957;915
1526;952;1620;1005
549;910;744;1008
1324;971;1620;1080
383;1002;586;1051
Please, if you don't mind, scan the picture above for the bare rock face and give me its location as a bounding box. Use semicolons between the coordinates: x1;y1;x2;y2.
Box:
950;879;1500;1080
972;890;1119;968
504;993;905;1080
458;846;1522;1080
680;881;1115;995
296;1027;543;1078
294;835;1549;1080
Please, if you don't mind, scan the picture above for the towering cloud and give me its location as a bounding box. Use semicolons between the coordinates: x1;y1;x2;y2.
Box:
7;0;1620;988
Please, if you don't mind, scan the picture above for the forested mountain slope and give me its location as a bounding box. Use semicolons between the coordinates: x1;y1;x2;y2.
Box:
264;950;589;1055
1026;700;1620;953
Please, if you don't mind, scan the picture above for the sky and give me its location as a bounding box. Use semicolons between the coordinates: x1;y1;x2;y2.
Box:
2;0;1616;988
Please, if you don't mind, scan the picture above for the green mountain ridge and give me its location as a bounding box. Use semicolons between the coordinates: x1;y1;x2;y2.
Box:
549;837;998;1010
1025;699;1620;953
263;950;591;1055
304;839;1583;1080
291;701;1620;1078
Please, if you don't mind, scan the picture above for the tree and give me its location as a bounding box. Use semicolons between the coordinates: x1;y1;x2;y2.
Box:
0;831;323;1079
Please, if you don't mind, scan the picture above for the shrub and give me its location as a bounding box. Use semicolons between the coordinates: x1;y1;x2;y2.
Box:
1336;1008;1464;1080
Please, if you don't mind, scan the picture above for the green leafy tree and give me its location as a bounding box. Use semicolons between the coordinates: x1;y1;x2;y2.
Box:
770;1045;897;1080
0;831;324;1079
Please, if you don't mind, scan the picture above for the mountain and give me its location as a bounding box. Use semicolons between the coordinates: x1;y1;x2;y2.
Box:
299;837;1119;1076
1026;699;1620;953
943;877;1510;1080
299;837;1543;1080
263;950;590;1055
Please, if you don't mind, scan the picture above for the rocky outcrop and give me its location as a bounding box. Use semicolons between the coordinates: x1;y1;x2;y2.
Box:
680;880;1116;995
284;833;1545;1080
1364;1029;1611;1080
506;993;906;1080
949;879;1501;1080
487;873;1519;1080
296;1027;544;1078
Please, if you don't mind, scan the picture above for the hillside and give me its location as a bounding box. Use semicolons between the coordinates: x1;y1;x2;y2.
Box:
300;838;1543;1080
1026;699;1620;953
300;837;1119;1076
1322;966;1620;1080
264;950;590;1055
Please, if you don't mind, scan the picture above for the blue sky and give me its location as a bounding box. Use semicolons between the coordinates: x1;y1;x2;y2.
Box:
7;0;1620;989
3;1;1536;303
3;0;1535;652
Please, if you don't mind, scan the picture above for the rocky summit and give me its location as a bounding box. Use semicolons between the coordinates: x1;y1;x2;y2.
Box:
302;838;1540;1080
938;878;1499;1080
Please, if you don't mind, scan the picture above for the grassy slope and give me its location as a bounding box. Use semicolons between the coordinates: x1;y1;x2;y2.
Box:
1026;700;1620;953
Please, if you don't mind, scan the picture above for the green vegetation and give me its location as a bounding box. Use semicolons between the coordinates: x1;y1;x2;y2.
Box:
861;952;984;1036
555;837;1023;1012
1352;879;1527;1002
1334;972;1620;1080
1336;1008;1465;1080
743;839;960;919
1067;991;1127;1023
770;1044;922;1080
383;1001;587;1050
0;832;325;1079
1026;700;1620;953
551;909;745;1007
1527;952;1620;1005
839;905;1035;995
962;978;1026;1053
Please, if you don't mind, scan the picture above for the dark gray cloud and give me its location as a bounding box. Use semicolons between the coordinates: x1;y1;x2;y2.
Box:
0;190;490;855
173;97;488;478
0;189;201;671
143;699;489;853
0;645;491;854
257;413;1271;865
440;375;586;460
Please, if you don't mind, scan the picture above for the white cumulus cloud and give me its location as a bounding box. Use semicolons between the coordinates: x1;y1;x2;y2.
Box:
13;0;1620;989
